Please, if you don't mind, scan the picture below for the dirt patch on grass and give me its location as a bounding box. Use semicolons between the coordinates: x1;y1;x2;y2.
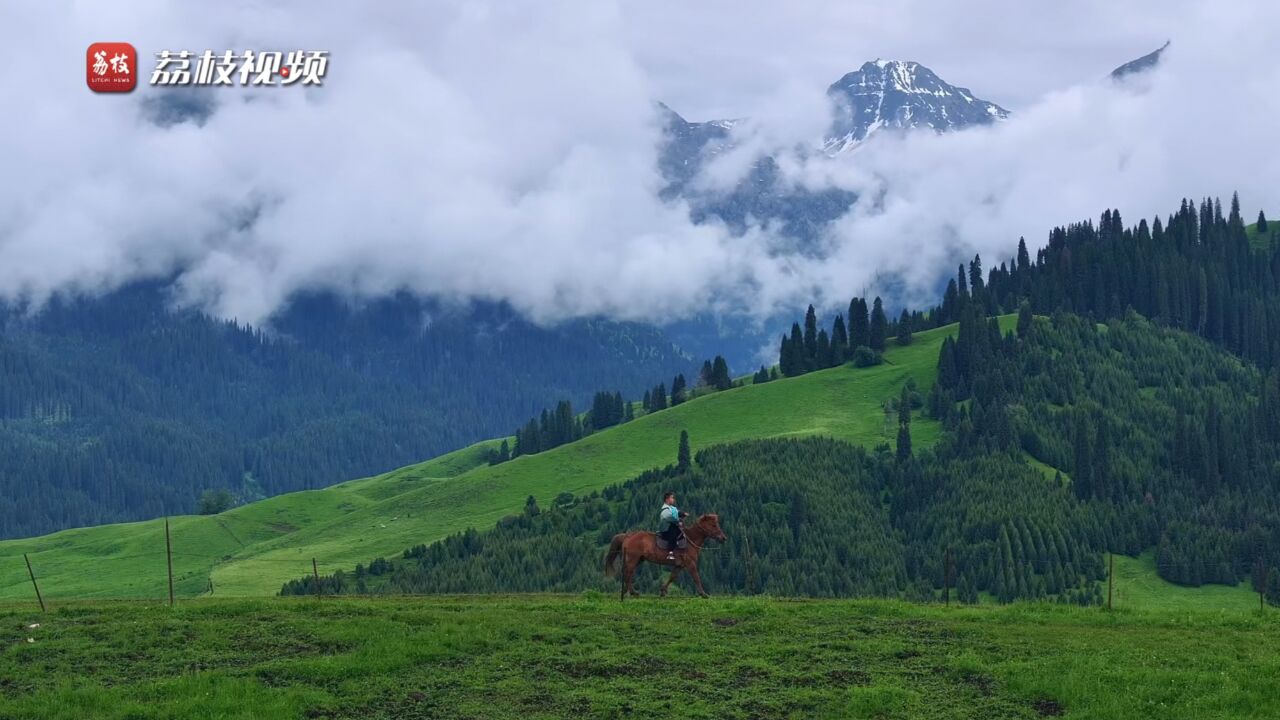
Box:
957;669;996;697
1033;697;1065;716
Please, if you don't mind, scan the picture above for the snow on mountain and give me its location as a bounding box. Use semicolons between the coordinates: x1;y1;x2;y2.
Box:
658;59;1009;187
822;60;1009;155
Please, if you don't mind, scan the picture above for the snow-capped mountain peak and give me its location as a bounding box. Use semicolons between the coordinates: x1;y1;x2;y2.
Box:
823;59;1009;154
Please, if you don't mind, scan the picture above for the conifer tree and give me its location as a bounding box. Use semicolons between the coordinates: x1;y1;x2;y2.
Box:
671;374;687;405
869;297;888;351
785;324;805;376
1016;237;1031;272
1017;300;1034;339
677;430;691;473
1259;210;1269;234
711;356;732;390
896;309;912;346
831;314;849;362
652;383;667;411
896;384;913;462
803;305;819;369
849;297;870;349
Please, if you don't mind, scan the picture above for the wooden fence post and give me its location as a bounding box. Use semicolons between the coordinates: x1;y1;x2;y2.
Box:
165;518;175;607
312;558;322;599
1107;552;1114;611
23;554;45;613
944;547;953;607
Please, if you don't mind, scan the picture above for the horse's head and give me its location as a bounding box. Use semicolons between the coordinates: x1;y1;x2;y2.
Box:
695;513;728;542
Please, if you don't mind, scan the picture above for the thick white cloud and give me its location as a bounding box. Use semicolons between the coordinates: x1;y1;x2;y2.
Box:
0;1;1276;326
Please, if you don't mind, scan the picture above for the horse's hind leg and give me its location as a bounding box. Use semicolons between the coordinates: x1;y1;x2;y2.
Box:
621;555;640;601
628;558;642;597
660;568;682;598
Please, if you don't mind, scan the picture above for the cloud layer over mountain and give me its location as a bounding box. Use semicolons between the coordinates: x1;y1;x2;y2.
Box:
1;1;1277;325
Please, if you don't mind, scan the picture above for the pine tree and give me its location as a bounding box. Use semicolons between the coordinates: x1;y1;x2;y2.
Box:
969;255;985;298
896;384;913;462
1017;300;1034;339
652;383;668;411
671;374;687;405
1259;210;1269;234
1072;413;1094;499
869;297;888;351
493;439;509;464
711;356;732;390
896;309;912;346
785;324;805;377
803;305;819;369
677;430;691;473
849;297;870;349
831;314;849;362
1016;237;1031;272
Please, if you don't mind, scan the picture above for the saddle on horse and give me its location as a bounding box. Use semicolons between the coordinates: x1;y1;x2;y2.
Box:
655;526;687;552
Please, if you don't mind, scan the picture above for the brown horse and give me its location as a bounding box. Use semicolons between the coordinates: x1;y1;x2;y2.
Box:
602;513;727;600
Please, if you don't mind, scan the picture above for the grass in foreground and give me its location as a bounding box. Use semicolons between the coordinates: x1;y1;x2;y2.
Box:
2;595;1278;719
1;320;1011;600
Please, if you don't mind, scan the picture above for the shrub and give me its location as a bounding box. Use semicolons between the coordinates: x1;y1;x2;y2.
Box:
851;345;883;368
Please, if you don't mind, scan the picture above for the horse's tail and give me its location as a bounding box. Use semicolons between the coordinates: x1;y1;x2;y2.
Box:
603;533;626;577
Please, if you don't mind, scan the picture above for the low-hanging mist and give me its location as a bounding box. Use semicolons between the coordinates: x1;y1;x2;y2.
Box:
2;1;1277;327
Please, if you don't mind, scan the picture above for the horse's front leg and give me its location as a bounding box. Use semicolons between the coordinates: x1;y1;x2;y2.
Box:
660;567;682;597
686;562;709;598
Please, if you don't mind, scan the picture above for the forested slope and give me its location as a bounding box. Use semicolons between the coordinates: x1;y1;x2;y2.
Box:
0;285;692;538
299;308;1280;602
1;319;974;599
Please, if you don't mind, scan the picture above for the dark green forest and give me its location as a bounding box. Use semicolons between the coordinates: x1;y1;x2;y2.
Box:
284;435;1105;602
291;196;1280;602
0;285;692;538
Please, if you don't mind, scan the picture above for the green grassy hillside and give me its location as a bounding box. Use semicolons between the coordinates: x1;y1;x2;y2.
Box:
1;320;1009;601
1247;218;1277;251
1112;552;1257;613
3;595;1278;720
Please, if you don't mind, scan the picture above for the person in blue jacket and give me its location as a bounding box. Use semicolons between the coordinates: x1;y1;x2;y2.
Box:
658;491;687;562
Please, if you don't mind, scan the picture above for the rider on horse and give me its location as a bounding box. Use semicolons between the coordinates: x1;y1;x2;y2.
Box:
659;491;687;563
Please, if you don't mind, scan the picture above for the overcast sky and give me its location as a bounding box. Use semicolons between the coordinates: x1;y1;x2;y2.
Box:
1;1;1276;326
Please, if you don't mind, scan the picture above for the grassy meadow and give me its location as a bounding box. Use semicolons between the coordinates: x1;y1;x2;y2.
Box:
2;594;1278;719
